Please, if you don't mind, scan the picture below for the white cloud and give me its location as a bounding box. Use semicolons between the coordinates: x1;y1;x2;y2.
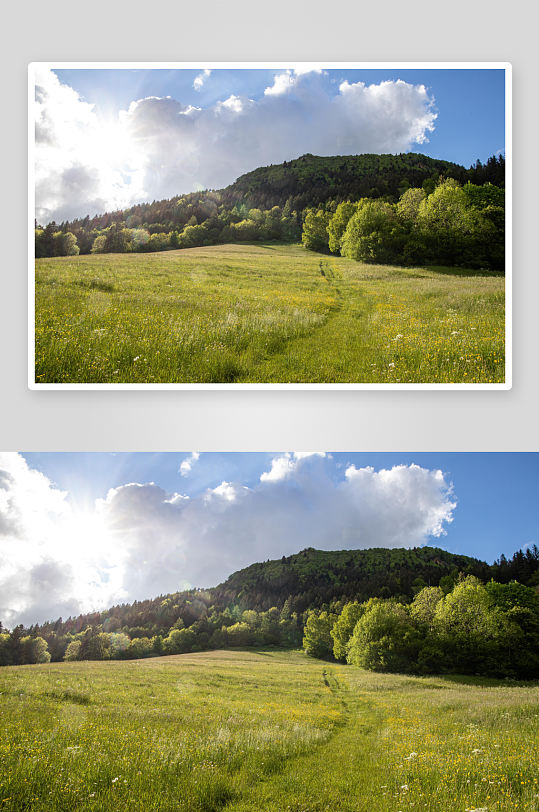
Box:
180;452;200;477
34;67;150;225
0;453;127;628
193;69;211;91
264;68;324;96
1;453;455;628
35;69;437;224
260;452;327;482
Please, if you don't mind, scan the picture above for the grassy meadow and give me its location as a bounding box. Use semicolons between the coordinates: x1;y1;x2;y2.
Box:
1;649;537;812
34;244;505;384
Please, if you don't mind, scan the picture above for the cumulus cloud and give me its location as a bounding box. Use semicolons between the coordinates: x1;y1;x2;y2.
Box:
1;454;456;628
264;68;324;96
260;451;327;482
0;453;122;628
179;452;200;477
193;69;211;91
34;68;437;224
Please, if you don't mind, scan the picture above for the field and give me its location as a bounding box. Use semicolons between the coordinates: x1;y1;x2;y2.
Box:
1;649;537;812
34;244;505;384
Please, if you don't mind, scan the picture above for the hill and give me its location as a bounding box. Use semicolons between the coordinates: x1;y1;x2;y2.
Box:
218;151;502;212
1;543;537;667
211;543;536;614
35;150;505;258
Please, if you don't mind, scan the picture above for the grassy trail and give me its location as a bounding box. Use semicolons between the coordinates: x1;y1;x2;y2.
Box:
248;261;378;382
34;244;505;384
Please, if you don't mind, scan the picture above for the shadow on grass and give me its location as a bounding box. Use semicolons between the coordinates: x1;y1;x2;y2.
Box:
420;265;505;278
436;674;539;688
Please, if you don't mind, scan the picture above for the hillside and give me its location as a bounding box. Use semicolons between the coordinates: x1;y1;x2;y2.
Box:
210;544;524;614
2;543;537;667
218;151;499;212
35;150;505;258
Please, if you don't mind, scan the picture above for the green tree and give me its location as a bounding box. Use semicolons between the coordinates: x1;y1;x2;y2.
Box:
146;232;171;252
226;622;255;647
31;637;51;663
462;182;504;210
109;632;131;658
180;225;209;248
410;586;443;630
130;228;151;250
432;576;505;674
88;632;111;660
104;226;132;254
163;627;196;655
301;210;332;252
35;228;47;258
126;637;153;659
327;201;359;253
396;187;426;222
0;632;10;666
416;178;498;268
7;625;25;666
234;219;261;241
341;200;403;264
91;235;107;254
64;640;82;661
302;610;337;659
331;601;365;660
346;601;417;673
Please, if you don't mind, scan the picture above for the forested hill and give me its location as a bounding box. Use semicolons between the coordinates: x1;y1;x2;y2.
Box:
35;151;505;259
210;544;532;615
217;151;504;213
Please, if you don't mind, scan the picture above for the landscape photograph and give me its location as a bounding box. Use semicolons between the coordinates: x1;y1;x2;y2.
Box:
1;451;537;811
31;63;509;388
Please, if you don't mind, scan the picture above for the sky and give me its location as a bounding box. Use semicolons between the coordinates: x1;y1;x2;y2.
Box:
33;64;506;226
1;451;535;629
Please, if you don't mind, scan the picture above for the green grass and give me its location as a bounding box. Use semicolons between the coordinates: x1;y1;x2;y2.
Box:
35;243;505;384
1;650;537;812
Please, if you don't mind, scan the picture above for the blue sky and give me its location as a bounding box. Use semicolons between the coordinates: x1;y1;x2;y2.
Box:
18;451;536;564
54;67;506;167
1;452;534;627
34;64;506;225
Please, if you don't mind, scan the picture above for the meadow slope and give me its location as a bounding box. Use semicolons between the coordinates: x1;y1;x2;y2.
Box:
1;650;537;812
35;244;505;384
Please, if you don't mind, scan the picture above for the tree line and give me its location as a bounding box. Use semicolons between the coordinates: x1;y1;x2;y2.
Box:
303;574;539;680
0;604;303;667
35;152;505;270
302;178;505;271
1;544;536;670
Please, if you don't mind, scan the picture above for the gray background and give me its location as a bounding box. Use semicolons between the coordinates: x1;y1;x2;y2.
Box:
4;1;533;452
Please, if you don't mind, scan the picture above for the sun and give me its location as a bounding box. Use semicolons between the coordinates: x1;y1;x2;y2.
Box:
90;119;133;170
66;507;120;568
